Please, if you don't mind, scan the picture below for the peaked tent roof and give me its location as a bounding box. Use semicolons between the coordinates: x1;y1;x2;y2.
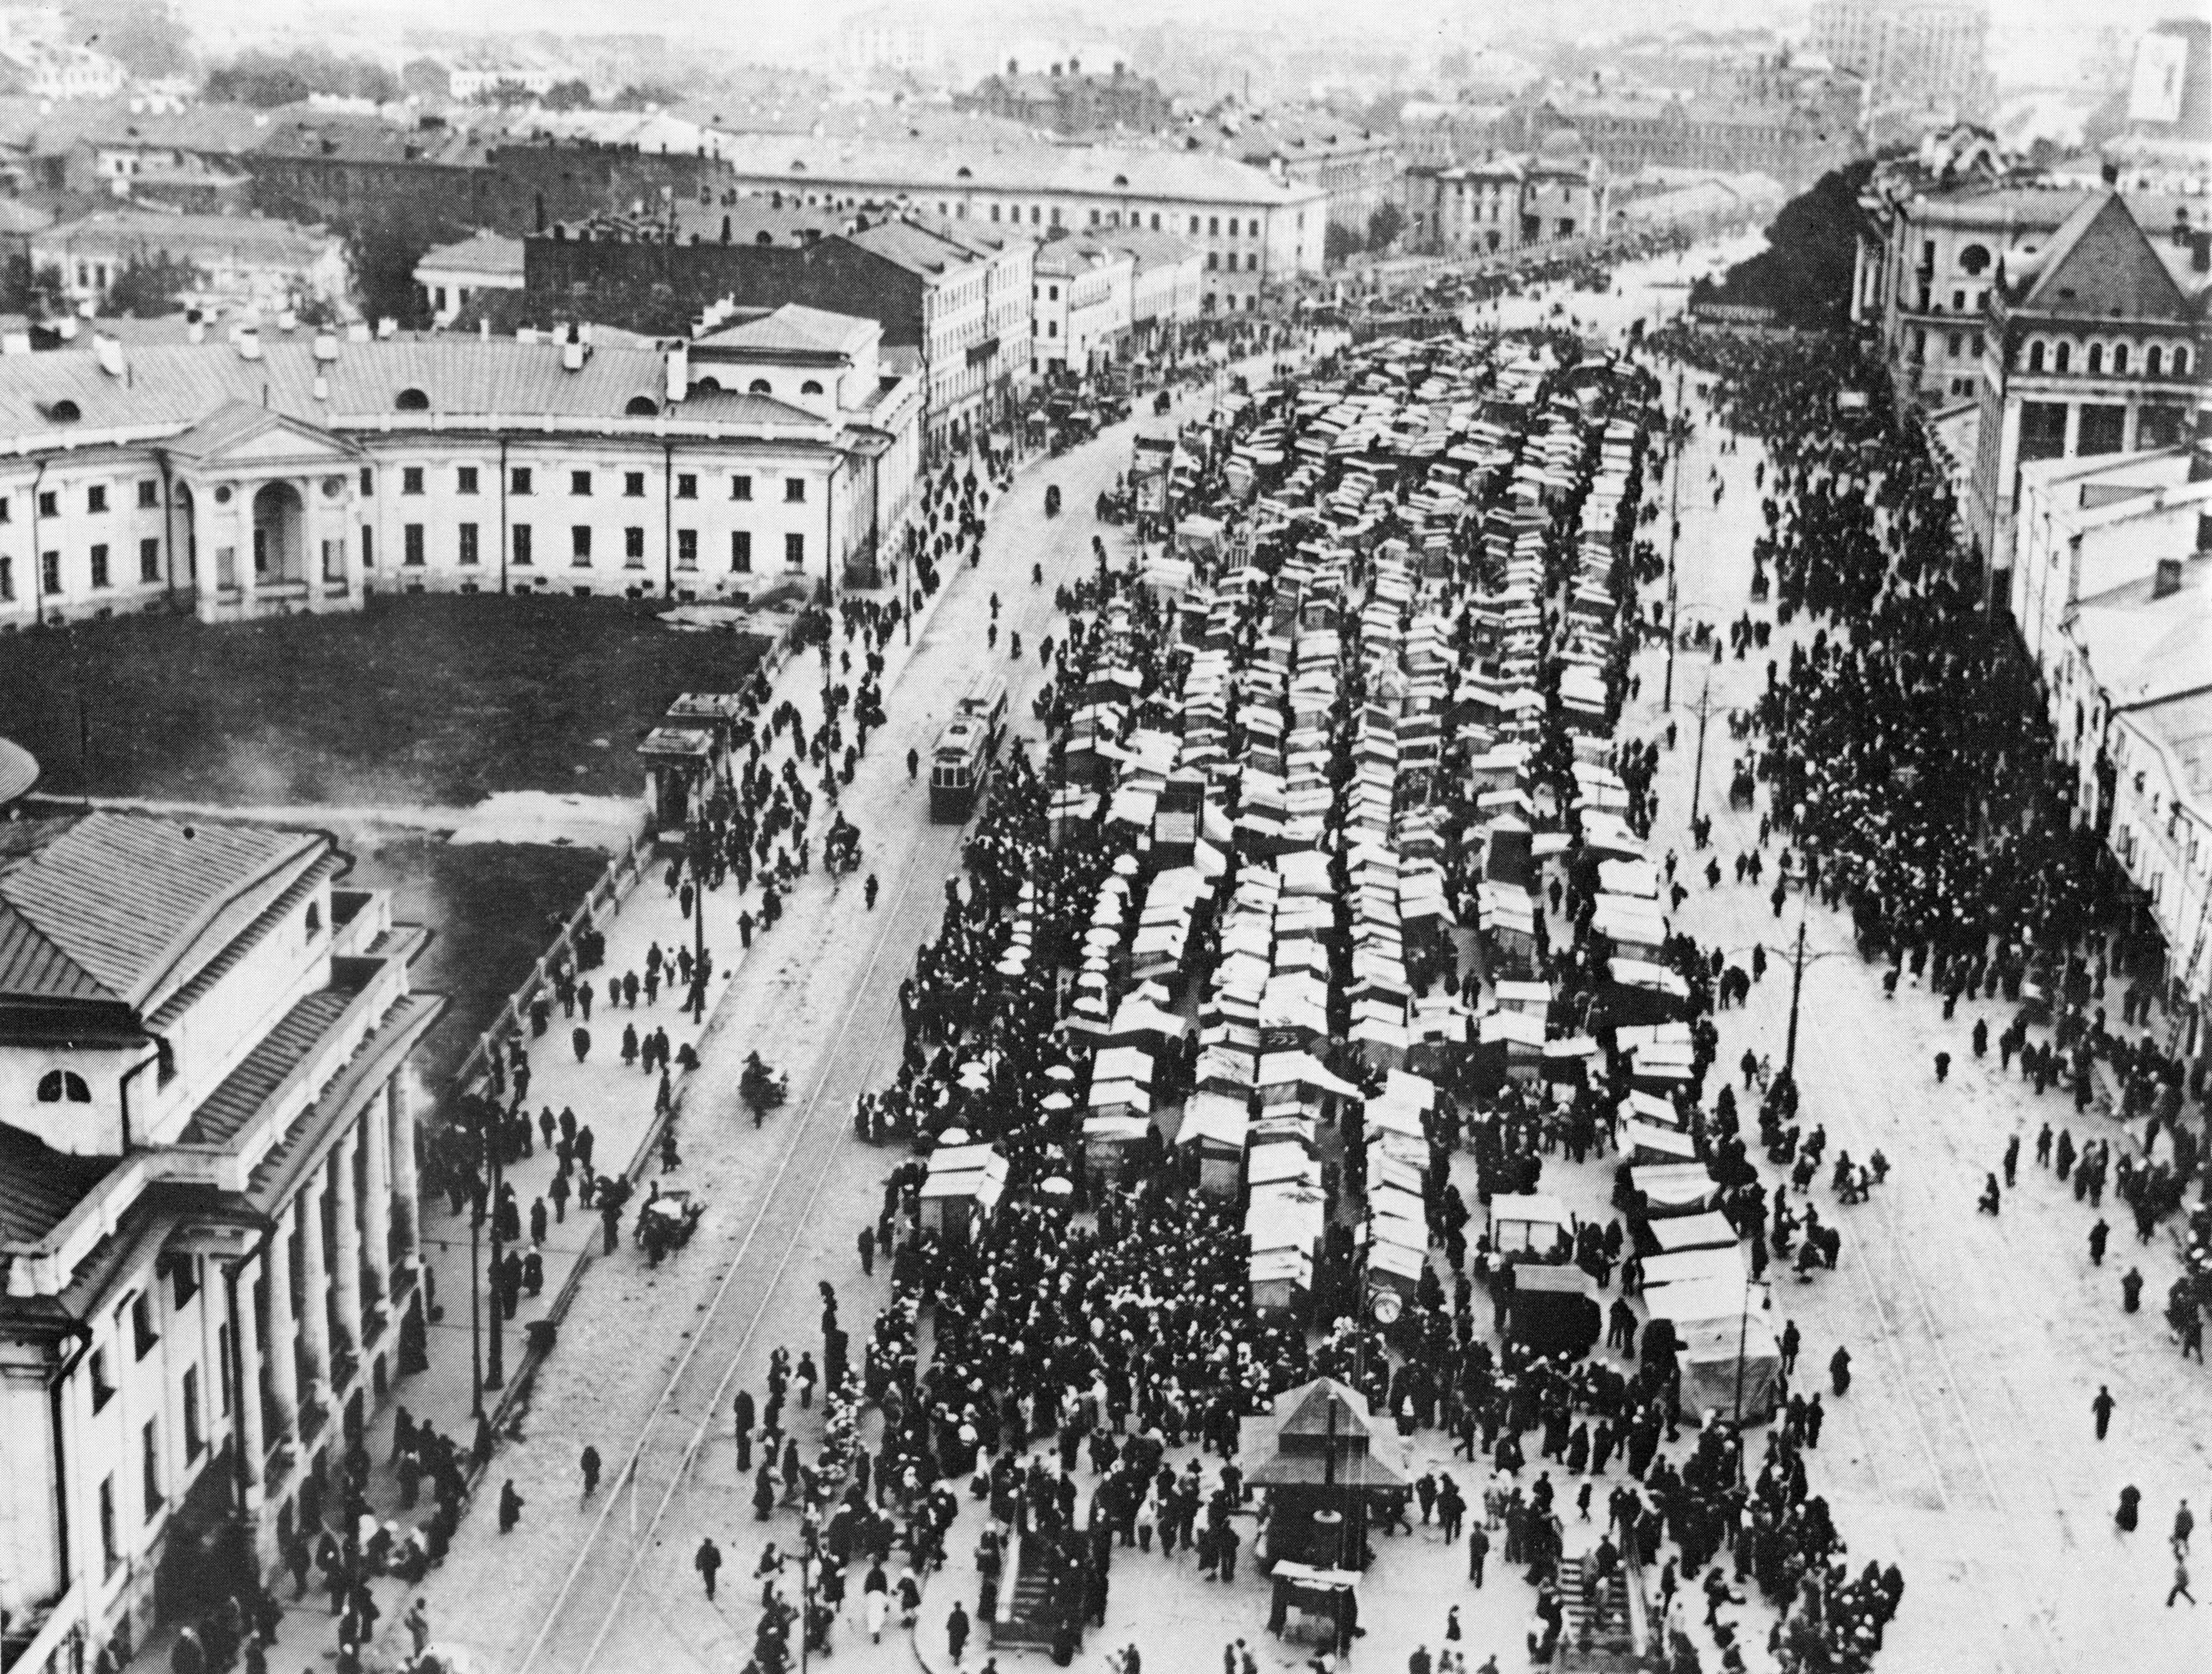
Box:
2018;190;2193;320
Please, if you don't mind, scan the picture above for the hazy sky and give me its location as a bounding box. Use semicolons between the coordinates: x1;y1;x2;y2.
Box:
172;0;2177;89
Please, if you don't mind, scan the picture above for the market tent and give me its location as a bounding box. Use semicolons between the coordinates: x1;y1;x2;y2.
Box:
1641;1244;1746;1291
1646;1212;1739;1255
1629;1164;1718;1218
1678;1312;1783;1424
1489;1191;1574;1254
1626;1121;1699;1165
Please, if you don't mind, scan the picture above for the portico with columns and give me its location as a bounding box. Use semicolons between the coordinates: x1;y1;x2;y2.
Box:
0;813;441;1671
155;401;367;625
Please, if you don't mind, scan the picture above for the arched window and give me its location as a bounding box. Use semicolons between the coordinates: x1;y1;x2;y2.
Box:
2027;340;2045;373
2112;343;2128;374
2147;346;2163;377
44;398;81;423
395;388;430;411
37;1069;91;1103
749;379;772;395
2054;341;2071;373
2087;343;2103;374
693;377;722;394
800;380;824;396
1958;244;1991;275
624;395;659;416
2175;347;2191;377
305;900;322;935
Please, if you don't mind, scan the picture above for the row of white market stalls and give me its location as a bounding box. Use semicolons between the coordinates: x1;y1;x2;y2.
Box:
1618;1053;1782;1422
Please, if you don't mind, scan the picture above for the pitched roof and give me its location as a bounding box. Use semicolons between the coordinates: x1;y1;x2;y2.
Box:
2130;689;2212;802
32;210;342;264
2072;555;2212;711
162;399;361;462
0;338;827;443
0;1123;116;1246
180;987;356;1145
695;302;875;355
2017;190;2195;319
710;132;1329;210
415;232;526;278
0;812;318;1008
843;217;983;277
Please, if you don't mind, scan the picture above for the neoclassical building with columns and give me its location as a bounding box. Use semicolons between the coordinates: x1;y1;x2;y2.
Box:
0;310;923;631
0;809;441;1674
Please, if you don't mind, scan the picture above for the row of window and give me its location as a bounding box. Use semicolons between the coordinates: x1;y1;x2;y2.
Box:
975;202;1267;240
391;466;808;503
2023;339;2191;378
0;538;164;600
0;480;162;521
389;523;802;574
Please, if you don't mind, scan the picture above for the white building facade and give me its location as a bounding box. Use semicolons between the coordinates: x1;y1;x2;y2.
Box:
0;320;923;629
0;812;441;1674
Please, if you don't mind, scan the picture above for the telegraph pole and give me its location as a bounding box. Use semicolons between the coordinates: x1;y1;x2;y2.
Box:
1783;913;1809;1079
484;1113;505;1390
1661;368;1684;712
1688;676;1718;825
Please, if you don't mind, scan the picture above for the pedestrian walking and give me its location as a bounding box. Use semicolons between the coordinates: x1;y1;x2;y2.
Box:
2168;1558;2196;1607
697;1537;723;1601
2093;1385;2117;1440
581;1444;601;1497
498;1480;524;1532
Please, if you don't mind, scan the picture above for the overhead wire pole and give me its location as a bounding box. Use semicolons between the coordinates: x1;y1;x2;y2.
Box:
1663;367;1685;711
1783;908;1809;1080
1688;676;1718;826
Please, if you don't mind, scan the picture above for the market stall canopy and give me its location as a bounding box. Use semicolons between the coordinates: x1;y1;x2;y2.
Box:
1646;1211;1739;1254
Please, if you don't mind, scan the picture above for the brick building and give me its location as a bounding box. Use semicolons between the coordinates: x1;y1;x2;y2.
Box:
960;59;1169;135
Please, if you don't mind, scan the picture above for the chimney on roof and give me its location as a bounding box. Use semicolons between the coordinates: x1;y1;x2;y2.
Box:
666;342;688;403
2194;231;2211;273
376;318;396;340
2100;159;2119;185
237;330;262;362
562;337;585;372
94;333;123;377
2155;556;2185;599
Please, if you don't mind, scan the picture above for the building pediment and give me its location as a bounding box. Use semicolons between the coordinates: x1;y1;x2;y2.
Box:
160;400;361;470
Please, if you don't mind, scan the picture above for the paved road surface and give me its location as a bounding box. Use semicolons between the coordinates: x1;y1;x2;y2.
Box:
400;353;1295;1674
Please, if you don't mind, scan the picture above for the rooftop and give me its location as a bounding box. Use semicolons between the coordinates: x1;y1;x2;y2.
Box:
33;209;342;262
694;301;878;357
2128;688;2212;804
415;232;526;278
0;337;830;445
1033;237;1134;277
708;132;1327;210
0;1123;115;1248
2071;554;2212;711
0;811;318;1010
